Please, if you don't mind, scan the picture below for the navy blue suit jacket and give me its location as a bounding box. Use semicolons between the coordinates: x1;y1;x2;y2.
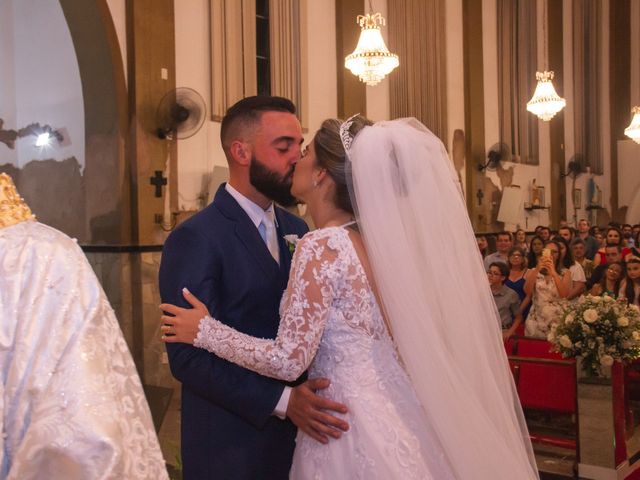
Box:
159;185;309;480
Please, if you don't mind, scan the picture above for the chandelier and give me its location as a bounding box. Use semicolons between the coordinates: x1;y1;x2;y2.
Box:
625;106;640;144
344;12;399;86
526;71;567;121
526;0;565;121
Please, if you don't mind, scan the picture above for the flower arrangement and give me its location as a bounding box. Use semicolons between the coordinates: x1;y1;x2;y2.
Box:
548;294;640;376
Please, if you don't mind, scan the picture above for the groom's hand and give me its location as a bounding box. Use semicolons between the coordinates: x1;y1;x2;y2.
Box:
287;378;349;444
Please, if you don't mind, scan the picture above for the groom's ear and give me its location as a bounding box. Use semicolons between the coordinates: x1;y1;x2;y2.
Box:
230;141;251;166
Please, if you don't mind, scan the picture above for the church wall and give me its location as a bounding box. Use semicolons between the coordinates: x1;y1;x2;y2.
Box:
0;0;85;172
620;0;640;225
445;0;466;187
172;0;339;213
475;0;619;231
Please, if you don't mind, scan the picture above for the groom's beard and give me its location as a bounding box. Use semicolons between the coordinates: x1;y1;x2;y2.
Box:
250;155;297;207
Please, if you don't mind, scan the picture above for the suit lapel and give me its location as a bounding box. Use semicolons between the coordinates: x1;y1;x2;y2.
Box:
214;185;280;278
275;209;292;276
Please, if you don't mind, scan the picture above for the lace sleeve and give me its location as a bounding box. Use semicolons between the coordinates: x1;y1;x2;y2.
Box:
194;231;343;381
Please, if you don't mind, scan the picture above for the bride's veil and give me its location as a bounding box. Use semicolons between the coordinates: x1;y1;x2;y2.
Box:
342;117;539;479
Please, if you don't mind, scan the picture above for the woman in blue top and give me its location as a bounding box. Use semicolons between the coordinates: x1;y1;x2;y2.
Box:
505;246;531;323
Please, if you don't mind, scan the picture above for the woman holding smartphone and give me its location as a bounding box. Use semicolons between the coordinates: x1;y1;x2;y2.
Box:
523;240;572;339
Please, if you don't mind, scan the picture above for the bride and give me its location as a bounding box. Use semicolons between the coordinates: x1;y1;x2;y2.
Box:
161;116;538;479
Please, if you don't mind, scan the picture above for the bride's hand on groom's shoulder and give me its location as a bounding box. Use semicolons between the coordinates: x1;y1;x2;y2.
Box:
160;288;210;344
287;378;350;444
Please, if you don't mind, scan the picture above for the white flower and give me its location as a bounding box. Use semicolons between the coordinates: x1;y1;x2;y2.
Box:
565;314;575;325
547;332;556;342
631;305;640;314
583;309;598;324
600;355;614;367
593;296;603;304
633;331;640;341
559;335;573;348
603;295;614;303
618;317;630;327
283;234;300;245
283;234;300;253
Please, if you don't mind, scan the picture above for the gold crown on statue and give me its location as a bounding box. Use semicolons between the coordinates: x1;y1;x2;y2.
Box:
0;173;36;228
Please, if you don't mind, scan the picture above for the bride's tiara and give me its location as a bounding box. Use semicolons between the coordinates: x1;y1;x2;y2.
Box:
339;113;360;152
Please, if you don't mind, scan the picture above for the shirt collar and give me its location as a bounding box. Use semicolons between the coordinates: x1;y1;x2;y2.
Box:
493;285;509;296
225;183;277;229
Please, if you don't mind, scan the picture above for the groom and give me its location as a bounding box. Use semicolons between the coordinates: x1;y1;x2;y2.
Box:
159;96;348;479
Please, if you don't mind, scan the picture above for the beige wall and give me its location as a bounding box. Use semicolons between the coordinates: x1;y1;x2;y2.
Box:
101;0;638;229
171;0;339;212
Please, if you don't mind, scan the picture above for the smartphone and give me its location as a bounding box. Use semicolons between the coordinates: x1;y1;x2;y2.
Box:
540;248;550;274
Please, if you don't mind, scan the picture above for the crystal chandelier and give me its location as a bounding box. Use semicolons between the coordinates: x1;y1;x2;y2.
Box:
526;1;566;121
344;12;399;86
625;106;640;144
526;71;566;121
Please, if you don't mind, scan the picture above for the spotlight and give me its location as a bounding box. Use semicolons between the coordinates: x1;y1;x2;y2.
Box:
33;127;63;148
35;132;51;147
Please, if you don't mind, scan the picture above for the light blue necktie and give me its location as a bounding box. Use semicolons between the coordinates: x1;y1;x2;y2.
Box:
259;209;280;264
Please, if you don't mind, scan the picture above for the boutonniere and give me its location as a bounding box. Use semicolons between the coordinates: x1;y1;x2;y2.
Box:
283;234;300;254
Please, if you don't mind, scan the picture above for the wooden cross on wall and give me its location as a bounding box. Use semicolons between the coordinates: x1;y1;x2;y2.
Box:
150;170;167;197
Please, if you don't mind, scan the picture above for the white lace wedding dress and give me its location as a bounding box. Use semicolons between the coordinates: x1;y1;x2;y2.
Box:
194;226;455;479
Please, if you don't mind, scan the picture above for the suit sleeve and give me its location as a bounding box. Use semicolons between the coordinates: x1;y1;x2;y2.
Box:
159;225;286;429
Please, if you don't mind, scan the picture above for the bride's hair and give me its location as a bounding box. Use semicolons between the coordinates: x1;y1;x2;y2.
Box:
313;115;372;215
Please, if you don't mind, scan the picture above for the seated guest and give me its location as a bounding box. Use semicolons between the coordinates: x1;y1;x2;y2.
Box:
625;230;640;262
589;261;623;298
577;219;599;260
477;234;489;259
622;224;635;248
505;247;531;320
488;262;523;340
593;227;631;266
514;229;529;254
586;244;626;290
524;240;571;339
619;257;640;306
571;238;594;280
558;226;574;244
484;231;513;271
554;235;586;300
527;235;545;270
539;226;551;242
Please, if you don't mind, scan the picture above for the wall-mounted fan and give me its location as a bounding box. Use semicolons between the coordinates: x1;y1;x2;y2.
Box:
155;87;206;231
562;156;586;179
478;143;510;172
156;87;206;140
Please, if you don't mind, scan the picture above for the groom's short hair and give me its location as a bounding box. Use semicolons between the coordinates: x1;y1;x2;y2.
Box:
220;96;296;157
